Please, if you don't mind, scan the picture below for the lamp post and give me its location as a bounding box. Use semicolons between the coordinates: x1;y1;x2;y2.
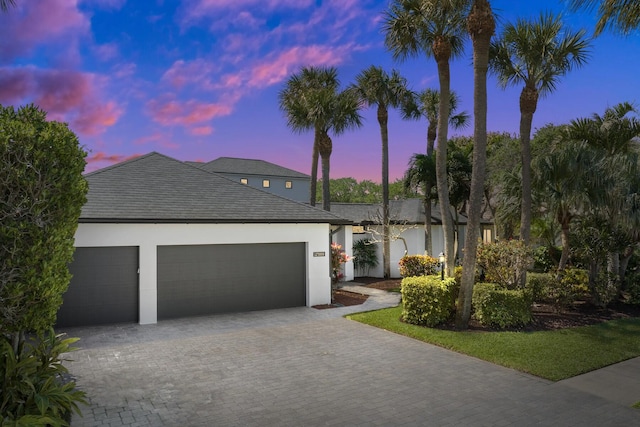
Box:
439;252;445;281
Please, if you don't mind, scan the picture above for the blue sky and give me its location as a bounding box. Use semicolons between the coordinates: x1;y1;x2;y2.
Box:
1;0;638;181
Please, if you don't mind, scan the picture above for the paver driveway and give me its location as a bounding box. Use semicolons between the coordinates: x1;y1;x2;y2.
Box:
61;306;640;426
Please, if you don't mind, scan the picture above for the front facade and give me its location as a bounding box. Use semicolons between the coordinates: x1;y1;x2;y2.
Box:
57;153;349;327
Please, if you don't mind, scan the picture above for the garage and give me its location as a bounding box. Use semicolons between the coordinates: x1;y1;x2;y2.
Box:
157;242;306;319
56;246;139;327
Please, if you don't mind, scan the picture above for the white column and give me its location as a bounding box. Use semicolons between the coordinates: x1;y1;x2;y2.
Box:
138;243;157;324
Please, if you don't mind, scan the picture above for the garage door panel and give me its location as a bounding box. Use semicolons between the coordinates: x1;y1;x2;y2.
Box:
57;246;139;327
157;243;305;319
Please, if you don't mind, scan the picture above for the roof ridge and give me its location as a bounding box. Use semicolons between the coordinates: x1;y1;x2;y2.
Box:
84;152;158;177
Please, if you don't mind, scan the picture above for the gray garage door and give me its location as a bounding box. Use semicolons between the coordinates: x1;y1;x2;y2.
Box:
157;243;306;319
57;247;139;327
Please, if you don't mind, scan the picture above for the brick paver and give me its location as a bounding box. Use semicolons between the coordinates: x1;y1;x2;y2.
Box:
60;305;640;426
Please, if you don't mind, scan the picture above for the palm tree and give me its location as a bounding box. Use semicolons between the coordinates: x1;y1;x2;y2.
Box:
456;0;495;329
489;12;590;245
383;0;470;276
0;0;16;11
351;66;414;278
407;89;469;256
279;66;362;210
404;152;437;253
570;0;640;35
569;102;640;155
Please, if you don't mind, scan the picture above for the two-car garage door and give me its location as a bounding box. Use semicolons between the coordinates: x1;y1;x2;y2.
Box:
157;243;306;320
58;243;306;327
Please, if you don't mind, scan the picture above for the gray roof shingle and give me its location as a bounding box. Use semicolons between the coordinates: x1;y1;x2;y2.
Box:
193;157;310;179
81;152;348;224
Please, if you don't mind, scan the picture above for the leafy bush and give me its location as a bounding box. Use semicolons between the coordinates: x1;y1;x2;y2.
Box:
532;246;556;273
546;268;589;311
398;255;439;278
0;330;86;425
352;239;378;276
472;283;532;328
401;276;457;327
476;240;533;289
526;272;555;303
623;272;640;305
590;271;619;308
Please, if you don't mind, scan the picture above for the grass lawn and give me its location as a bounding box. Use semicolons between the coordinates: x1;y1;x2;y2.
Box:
347;306;640;381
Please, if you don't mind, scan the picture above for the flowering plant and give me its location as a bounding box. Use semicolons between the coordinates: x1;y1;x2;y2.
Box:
330;242;351;283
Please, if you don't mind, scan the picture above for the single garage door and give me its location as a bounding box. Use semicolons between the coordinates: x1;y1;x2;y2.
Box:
157;243;306;319
57;247;139;327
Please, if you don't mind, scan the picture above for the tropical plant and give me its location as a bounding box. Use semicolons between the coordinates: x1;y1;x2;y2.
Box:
570;0;640;35
489;12;590;245
455;0;496;329
0;0;16;12
404;89;469;256
476;239;533;290
384;0;471;277
352;239;379;276
351;66;415;278
330;242;351;284
278;66;362;210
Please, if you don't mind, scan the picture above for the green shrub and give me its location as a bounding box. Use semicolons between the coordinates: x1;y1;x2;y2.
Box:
472;283;532;328
546;268;589;311
623;272;640;305
352;239;378;276
401;276;457;327
476;240;533;289
590;271;619;308
398;255;439;278
0;330;86;425
526;272;555;303
532;246;556;273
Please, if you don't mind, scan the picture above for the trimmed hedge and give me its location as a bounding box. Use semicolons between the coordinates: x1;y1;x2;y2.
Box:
398;255;439;278
401;276;457;327
526;272;555;303
472;283;532;329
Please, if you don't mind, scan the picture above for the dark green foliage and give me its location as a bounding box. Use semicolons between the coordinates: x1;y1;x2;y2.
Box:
472;283;533;328
0;330;86;425
476;240;533;289
624;272;640;305
352;239;378;276
398;255;439;278
525;272;555;303
0;104;87;335
532;246;556;273
547;268;589;311
401;276;457;327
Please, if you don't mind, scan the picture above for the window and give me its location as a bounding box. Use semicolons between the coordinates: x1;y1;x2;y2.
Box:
483;228;493;244
285;181;292;189
262;179;270;188
240;178;248;185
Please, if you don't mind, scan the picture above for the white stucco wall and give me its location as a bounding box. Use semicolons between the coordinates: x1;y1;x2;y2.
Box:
330;225;354;282
74;222;332;324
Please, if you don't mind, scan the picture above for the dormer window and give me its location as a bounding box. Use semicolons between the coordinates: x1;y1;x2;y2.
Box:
285;181;292;189
262;179;270;188
240;178;248;185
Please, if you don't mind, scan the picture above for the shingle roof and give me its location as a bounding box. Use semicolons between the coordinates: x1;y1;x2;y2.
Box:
194;157;310;179
80;152;348;224
331;199;469;225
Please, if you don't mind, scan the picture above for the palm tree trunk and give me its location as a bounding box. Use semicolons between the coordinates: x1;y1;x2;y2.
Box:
558;219;571;270
425;127;435;256
318;132;333;211
309;128;321;206
519;85;538;244
433;37;455;276
378;104;391;278
457;0;494;329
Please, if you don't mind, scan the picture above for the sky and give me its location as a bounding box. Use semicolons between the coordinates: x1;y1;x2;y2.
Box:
1;0;639;182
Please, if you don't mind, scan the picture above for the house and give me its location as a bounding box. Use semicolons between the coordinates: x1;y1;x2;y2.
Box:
57;152;351;327
331;199;494;278
188;157;311;203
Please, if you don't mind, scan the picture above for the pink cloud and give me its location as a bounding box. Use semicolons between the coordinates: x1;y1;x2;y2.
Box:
161;59;218;90
248;45;348;88
146;97;232;127
94;43;120;61
0;0;90;61
85;152;142;172
190;126;214;136
81;0;126;9
0;66;122;136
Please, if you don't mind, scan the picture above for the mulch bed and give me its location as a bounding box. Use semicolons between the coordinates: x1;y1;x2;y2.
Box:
312;290;369;309
351;277;640;332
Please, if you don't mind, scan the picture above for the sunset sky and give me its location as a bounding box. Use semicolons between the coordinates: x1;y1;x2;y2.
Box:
1;0;638;181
